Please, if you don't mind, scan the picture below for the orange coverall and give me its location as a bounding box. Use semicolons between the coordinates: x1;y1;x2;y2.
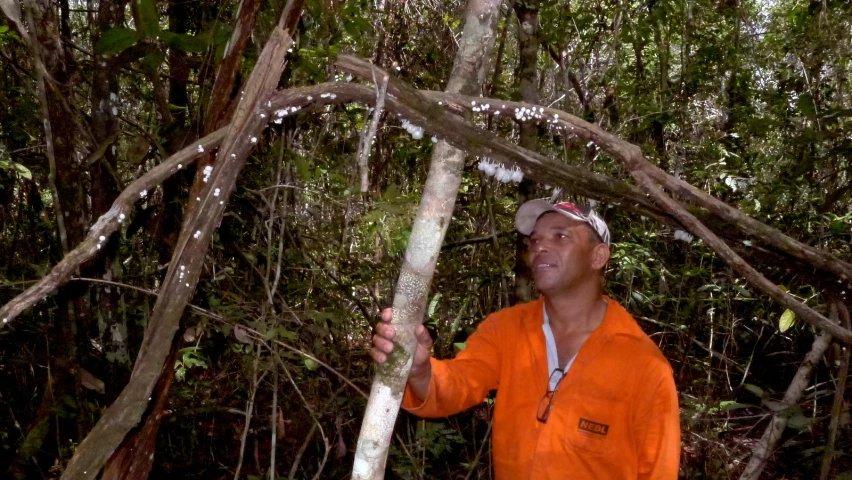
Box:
402;297;681;479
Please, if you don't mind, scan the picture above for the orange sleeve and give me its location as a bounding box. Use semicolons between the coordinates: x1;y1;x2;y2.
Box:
402;314;503;418
631;363;681;479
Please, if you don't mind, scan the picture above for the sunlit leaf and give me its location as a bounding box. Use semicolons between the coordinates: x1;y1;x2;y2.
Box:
779;309;796;332
428;293;442;318
303;358;319;371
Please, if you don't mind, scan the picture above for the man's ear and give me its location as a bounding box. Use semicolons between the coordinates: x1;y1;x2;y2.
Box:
591;243;610;270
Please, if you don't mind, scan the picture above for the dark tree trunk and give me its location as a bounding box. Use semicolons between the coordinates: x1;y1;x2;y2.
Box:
511;0;540;304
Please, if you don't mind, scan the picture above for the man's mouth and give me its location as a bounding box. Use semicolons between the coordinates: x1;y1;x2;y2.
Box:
533;262;555;270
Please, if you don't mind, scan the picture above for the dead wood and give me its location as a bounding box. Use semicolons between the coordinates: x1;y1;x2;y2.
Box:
4;77;851;342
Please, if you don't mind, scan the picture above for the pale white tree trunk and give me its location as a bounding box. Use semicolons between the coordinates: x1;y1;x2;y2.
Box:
351;1;502;478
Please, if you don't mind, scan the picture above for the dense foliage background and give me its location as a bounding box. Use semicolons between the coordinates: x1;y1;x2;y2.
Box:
1;0;851;478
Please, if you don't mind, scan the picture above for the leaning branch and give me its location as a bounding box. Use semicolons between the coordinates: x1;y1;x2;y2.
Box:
422;90;852;283
4;58;848;343
332;57;852;343
628;168;852;344
58;27;292;480
0;129;226;327
739;309;836;480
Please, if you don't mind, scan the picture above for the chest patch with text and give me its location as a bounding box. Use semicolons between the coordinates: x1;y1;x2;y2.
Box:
578;418;609;437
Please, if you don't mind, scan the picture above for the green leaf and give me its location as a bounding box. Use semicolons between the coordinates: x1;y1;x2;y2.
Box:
797;93;817;119
95;27;139;55
786;410;809;430
140;50;164;73
160;31;208;53
744;384;766;398
453;342;467;353
0;25;9;34
830;219;848;235
137;0;160;38
0;160;31;180
292;153;311;181
428;293;442;319
631;291;647;304
303;358;319;371
719;401;756;411
779;309;796;332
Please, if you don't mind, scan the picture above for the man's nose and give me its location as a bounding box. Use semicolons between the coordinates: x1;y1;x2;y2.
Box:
531;241;549;254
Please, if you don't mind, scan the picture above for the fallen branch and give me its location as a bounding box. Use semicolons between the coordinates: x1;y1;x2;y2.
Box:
738;306;836;480
332;57;852;343
0;78;807;331
627;168;851;343
423;91;852;283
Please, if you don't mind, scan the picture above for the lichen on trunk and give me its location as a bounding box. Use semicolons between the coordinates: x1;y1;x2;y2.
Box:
350;1;503;478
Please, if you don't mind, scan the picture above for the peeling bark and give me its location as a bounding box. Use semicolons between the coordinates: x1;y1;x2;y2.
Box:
350;1;502;478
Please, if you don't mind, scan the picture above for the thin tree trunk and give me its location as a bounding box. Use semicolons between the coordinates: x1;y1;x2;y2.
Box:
739;307;836;480
59;26;294;480
91;0;131;402
350;1;502;478
820;302;851;480
511;0;539;304
101;342;179;480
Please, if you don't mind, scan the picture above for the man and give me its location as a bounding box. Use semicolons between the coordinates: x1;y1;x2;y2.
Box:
371;200;680;479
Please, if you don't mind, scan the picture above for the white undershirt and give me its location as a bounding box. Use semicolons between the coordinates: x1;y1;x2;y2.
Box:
543;305;577;390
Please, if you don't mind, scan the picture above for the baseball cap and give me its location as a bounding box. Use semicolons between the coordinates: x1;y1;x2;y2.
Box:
515;199;611;246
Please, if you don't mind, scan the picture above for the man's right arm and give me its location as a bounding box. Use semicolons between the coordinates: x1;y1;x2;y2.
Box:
371;308;503;417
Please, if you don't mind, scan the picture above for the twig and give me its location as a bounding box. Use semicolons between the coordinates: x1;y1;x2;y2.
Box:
22;2;69;255
636;316;743;371
288;423;317;480
234;346;267;480
270;353;279;480
820;301;851;480
356;70;389;193
463;416;494;480
441;232;513;250
277;360;330;480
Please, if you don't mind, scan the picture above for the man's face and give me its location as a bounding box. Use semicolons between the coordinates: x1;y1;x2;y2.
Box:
525;212;609;295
